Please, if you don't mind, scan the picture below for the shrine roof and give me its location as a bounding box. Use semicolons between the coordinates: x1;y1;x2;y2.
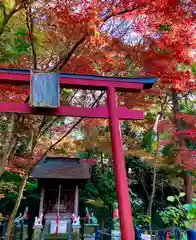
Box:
31;157;90;180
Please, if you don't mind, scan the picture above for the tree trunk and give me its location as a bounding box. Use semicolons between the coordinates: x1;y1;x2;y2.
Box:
0;115;18;177
0;115;23;178
107;155;113;168
5;173;28;240
147;164;156;216
80;219;84;240
100;218;105;240
183;171;193;204
100;152;104;173
0;140;16;177
147;163;157;236
147;112;163;235
147;132;159;236
171;90;193;203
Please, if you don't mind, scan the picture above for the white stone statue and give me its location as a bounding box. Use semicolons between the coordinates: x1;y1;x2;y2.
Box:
14;213;23;224
34;214;43;229
34;217;39;225
72;216;80;226
75;216;80;225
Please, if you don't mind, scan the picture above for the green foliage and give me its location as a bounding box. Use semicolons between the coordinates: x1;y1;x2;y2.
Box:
183;198;196;229
179;192;186;197
16;137;33;155
0;172;39;215
80;163;147;229
60;89;73;104
141;130;157;153
77;151;94;159
112;190;146;230
179;97;196;115
129;189;147;228
6;28;30;57
160;193;196;229
167;192;185;202
79;164;115;231
161;143;178;162
0;172;20;214
0;180;17;197
80;164;116;208
0;25;31;64
159;206;185;228
178;63;196;75
158;24;171;32
191;64;196;74
160;193;186;228
1;0;13;12
167;196;175;202
125;59;141;77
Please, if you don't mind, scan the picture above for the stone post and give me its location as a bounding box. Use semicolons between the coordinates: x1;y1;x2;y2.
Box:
39;185;45;217
33;217;43;240
74;185;79;217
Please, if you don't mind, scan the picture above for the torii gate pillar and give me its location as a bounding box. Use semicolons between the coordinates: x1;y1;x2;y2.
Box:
107;87;134;239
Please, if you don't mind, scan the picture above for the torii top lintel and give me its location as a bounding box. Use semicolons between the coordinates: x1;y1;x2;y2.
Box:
0;68;156;92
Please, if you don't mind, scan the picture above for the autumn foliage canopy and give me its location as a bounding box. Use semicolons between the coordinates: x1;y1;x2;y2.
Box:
0;0;195;173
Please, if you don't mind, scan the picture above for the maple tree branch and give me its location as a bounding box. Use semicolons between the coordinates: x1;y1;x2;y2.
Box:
43;52;55;70
32;116;49;147
103;0;154;22
40;91;105;158
35;89;79;144
48;1;153;73
25;0;37;70
140;170;150;199
50;36;86;72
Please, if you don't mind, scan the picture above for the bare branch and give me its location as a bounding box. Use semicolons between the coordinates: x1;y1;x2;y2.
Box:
50;36;86;72
49;1;153;72
40;91;105;158
103;1;154;22
25;0;37;70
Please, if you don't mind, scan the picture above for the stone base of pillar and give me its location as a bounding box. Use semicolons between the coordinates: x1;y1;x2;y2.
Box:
72;225;81;236
33;225;43;240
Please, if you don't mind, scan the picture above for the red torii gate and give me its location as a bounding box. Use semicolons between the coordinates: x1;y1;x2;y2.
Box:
0;68;156;240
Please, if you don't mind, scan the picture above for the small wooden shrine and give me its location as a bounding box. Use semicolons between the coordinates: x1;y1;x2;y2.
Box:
31;156;90;234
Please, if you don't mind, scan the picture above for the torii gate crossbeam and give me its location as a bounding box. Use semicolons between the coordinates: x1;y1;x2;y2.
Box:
0;68;156;240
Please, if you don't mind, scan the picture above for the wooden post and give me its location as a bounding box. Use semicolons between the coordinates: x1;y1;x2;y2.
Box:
39;185;45;217
74;185;79;217
20;222;24;240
